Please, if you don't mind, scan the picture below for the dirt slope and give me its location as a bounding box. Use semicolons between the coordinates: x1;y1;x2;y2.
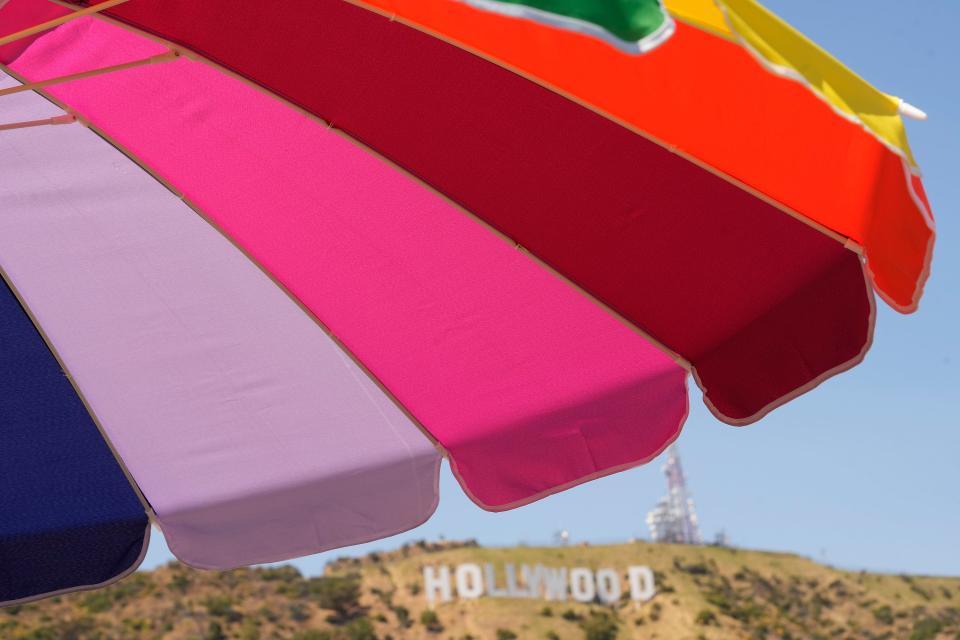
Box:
2;540;958;640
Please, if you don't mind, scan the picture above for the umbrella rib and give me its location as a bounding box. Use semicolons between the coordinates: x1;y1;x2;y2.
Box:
0;50;179;98
0;113;75;131
0;0;131;47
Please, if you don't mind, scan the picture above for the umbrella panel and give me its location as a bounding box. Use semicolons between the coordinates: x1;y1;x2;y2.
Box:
0;276;148;605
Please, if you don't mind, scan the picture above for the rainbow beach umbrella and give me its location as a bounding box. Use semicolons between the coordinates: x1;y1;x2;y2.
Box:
0;0;935;604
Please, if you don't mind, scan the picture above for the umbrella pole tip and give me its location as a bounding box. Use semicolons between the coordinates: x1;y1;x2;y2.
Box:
899;99;928;121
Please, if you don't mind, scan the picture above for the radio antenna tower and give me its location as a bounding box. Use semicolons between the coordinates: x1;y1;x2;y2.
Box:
646;446;703;545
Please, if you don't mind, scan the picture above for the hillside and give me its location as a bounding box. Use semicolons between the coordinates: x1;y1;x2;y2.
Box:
2;540;958;640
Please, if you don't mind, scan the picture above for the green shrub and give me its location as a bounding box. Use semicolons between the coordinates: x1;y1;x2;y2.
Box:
910;584;933;601
122;617;151;631
168;574;191;593
291;631;333;640
16;627;60;640
78;592;113;613
910;618;943;640
580;611;618;640
684;563;711;576
240;617;262;640
392;605;411;627
872;605;894;625
204;595;242;622
371;587;394;607
343;617;377;640
259;605;280;623
695;609;718;626
496;629;518;640
812;592;833;609
277;581;309;598
205;621;227;640
649;602;662;622
730;602;765;623
310;574;363;620
540;606;554;617
420;609;443;633
51;617;97;640
260;566;302;582
289;603;311;622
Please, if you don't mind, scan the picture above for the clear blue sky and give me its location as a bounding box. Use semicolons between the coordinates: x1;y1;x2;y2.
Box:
143;0;959;577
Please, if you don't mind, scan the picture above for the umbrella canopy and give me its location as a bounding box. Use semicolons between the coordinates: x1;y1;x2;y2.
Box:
0;0;935;605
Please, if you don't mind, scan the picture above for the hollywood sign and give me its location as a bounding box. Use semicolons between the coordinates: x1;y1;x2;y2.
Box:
422;563;656;605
